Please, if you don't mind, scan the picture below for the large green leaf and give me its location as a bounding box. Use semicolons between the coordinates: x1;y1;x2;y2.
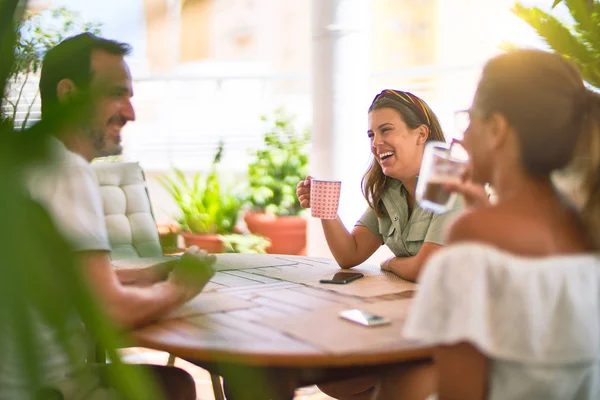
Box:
514;1;600;89
564;0;600;53
554;0;594;8
514;4;594;61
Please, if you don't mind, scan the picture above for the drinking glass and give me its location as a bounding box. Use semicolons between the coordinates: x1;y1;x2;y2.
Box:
415;141;469;214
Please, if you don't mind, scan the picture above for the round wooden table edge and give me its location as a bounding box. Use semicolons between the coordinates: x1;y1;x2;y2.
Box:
130;331;433;368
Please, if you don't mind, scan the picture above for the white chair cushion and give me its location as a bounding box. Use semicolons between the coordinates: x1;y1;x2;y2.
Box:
92;162;162;260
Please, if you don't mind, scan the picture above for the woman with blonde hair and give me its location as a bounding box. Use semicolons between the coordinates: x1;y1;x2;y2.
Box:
391;49;600;399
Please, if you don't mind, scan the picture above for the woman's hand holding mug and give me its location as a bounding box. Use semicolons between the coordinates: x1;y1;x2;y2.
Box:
296;176;312;208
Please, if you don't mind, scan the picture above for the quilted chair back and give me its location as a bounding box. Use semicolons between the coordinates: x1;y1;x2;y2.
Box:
92;162;162;260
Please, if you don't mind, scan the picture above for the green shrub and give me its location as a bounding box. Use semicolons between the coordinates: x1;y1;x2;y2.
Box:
220;234;271;254
246;108;310;216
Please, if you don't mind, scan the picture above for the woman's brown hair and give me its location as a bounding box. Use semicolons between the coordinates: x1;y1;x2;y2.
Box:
474;49;600;247
361;90;446;216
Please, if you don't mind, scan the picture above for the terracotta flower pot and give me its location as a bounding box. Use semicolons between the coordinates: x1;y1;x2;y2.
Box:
157;224;180;249
243;212;307;255
180;232;224;253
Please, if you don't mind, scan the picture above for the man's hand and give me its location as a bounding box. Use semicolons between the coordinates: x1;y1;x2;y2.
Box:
169;246;217;301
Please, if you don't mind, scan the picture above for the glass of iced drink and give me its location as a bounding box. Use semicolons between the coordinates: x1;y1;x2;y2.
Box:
416;141;468;214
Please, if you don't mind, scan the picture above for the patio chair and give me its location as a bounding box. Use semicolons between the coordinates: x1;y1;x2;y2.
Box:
92;161;163;260
91;161;225;399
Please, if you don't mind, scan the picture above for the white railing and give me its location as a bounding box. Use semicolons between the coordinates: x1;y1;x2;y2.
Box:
123;73;312;172
124;64;480;172
3;64;482;172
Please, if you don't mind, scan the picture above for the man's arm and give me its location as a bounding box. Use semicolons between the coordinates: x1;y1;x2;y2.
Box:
80;251;201;330
29;156;212;329
114;260;176;287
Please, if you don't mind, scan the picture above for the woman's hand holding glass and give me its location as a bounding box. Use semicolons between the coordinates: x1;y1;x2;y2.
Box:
443;168;492;209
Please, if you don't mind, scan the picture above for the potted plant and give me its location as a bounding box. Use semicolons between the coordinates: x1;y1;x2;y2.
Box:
157;141;243;253
156;223;181;253
221;233;271;254
244;108;310;255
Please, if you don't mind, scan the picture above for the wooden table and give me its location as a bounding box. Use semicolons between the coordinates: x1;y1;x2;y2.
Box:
119;254;433;399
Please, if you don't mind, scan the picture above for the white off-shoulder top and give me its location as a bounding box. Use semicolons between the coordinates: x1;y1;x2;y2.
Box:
403;243;600;400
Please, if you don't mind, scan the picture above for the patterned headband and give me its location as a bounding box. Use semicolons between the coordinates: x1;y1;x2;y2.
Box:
371;89;432;126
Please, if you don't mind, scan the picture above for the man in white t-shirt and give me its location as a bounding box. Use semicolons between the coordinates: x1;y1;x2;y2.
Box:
26;33;213;399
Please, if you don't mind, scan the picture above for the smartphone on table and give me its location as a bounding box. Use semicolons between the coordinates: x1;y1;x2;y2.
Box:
319;271;364;284
339;309;391;327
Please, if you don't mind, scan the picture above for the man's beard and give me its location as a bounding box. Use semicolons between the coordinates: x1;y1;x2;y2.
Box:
87;126;123;157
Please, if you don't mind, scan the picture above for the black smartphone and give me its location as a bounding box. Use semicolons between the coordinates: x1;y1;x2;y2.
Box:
319;271;364;284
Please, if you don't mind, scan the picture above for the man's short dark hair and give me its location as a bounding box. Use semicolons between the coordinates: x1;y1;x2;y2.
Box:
39;33;131;117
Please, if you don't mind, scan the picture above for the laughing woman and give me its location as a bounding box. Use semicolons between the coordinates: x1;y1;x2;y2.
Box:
297;90;463;283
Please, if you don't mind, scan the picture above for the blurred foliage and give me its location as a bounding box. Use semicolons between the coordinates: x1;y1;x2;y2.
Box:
513;0;600;89
157;141;243;234
0;1;158;398
221;233;271;254
247;108;310;216
3;6;101;131
552;0;593;8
